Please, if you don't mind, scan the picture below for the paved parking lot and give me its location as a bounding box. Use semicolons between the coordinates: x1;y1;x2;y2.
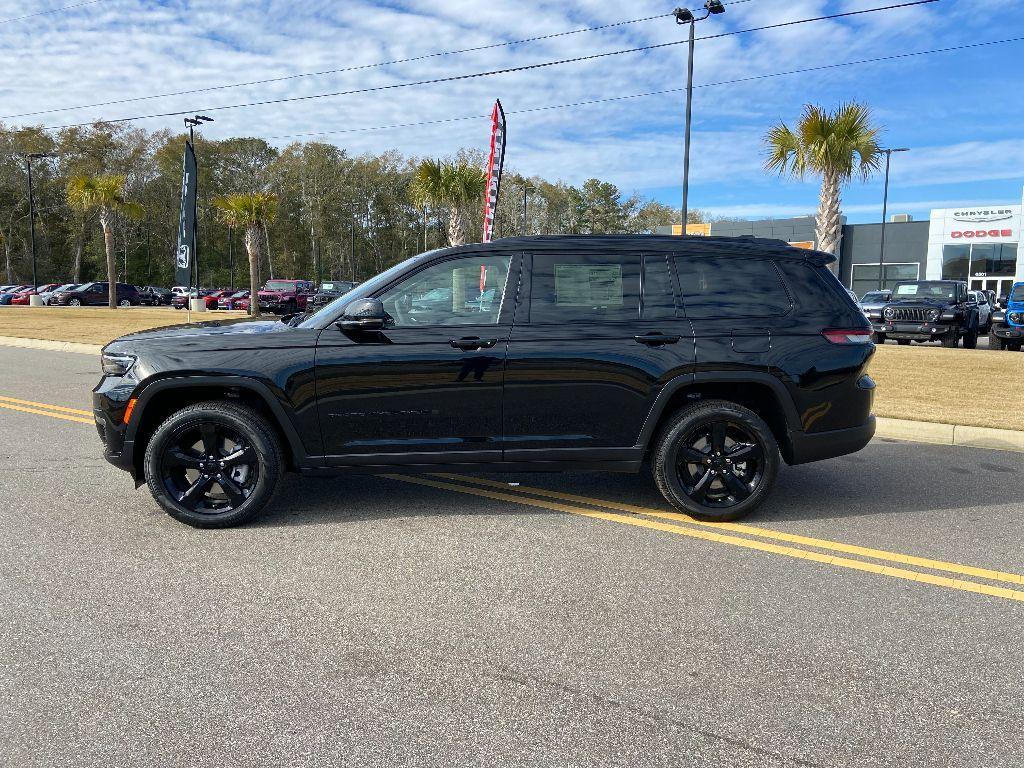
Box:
1;345;1023;767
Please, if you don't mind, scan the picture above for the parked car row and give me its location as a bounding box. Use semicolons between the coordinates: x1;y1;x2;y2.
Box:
1;279;349;313
860;280;1019;350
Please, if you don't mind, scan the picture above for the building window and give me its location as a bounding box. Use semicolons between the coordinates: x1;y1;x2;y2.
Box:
942;244;970;280
851;263;919;297
969;243;1017;277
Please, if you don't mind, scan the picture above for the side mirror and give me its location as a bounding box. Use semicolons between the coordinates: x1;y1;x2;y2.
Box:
338;297;386;331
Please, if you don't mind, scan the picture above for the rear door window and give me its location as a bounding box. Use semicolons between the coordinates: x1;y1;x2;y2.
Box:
529;252;640;324
675;255;792;318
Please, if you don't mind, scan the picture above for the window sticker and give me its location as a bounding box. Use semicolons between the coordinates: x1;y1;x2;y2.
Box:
554;264;623;306
894;284;919;296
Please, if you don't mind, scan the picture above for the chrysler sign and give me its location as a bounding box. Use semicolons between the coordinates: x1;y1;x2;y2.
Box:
952;209;1014;222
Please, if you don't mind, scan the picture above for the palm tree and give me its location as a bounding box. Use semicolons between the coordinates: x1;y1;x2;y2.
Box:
213;193;278;317
763;102;883;258
409;159;486;246
66;175;143;308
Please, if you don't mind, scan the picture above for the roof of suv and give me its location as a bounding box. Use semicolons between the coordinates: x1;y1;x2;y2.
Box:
444;235;836;266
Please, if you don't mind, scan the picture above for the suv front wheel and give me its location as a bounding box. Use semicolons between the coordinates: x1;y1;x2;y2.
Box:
653;400;780;522
143;401;283;528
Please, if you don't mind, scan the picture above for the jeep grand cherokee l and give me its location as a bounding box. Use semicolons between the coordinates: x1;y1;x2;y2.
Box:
94;235;876;528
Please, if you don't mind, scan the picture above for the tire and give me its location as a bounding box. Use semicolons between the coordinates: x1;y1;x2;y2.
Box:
118;299;131;307
143;401;284;528
940;328;959;348
652;399;780;522
1010;342;1023;353
174;305;183;310
962;325;979;349
897;339;910;346
989;332;1005;350
872;333;886;344
68;298;82;307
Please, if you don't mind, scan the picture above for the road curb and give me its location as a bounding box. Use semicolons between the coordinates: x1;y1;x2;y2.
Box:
876;417;1024;453
0;335;102;356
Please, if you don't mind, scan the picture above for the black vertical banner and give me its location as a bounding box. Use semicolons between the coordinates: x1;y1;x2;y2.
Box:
175;141;198;287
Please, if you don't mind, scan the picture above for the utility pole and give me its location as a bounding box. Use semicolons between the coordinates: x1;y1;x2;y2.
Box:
877;147;910;290
227;225;234;291
673;1;724;235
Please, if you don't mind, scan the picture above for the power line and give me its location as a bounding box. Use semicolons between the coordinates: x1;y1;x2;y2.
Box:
1;0;756;121
260;35;1023;143
34;0;937;131
0;0;107;26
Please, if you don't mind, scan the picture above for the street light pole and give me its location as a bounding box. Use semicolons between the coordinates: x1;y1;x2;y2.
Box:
673;1;724;236
24;152;54;303
877;147;909;290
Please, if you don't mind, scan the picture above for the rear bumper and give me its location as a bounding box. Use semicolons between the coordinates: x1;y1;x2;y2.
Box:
787;415;876;466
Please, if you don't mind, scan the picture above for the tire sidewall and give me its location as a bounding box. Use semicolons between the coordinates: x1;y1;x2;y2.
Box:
655;400;780;522
144;404;281;527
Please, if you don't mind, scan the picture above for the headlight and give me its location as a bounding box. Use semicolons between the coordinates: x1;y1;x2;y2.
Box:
927;309;940;321
883;307;894;319
1010;312;1023;324
101;353;136;376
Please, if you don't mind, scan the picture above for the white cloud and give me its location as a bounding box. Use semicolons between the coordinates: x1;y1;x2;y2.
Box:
0;0;1020;210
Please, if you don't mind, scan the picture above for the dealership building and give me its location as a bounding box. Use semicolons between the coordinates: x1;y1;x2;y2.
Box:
658;187;1024;298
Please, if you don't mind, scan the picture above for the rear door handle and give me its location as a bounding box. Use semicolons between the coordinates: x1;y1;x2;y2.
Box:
450;337;498;351
634;333;681;346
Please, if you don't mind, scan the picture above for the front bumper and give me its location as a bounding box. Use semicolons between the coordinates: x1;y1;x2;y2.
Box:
93;377;139;478
990;324;1024;340
872;321;954;341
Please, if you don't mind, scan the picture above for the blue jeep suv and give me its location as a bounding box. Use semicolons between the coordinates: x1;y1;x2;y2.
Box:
989;281;1024;351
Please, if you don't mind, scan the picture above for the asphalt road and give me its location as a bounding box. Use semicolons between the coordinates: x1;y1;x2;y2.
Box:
1;345;1023;768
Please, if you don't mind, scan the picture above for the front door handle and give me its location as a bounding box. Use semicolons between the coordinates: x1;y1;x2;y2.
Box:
634;333;681;346
450;337;498;351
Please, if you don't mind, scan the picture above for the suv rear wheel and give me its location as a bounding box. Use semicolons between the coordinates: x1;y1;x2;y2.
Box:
143;401;283;528
652;400;780;522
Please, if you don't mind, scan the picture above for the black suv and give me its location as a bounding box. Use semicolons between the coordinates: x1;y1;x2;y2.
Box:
94;236;876;528
868;280;980;348
311;280;359;310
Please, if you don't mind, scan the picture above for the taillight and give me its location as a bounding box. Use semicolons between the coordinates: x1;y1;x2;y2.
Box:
822;329;873;344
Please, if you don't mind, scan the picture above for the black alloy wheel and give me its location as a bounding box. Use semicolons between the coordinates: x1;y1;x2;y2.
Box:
144;402;282;527
161;422;258;514
653;400;779;522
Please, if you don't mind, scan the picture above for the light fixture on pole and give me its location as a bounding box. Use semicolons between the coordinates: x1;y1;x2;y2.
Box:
877;147;909;290
182;115;213;312
673;0;725;236
23;151;55;305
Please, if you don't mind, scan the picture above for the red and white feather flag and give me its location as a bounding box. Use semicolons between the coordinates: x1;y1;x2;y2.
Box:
481;99;506;243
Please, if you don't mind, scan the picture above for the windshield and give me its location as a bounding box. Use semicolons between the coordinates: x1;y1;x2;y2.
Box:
861;292;887;302
892;282;958;300
231;290;248;298
298;251;441;329
263;280;296;292
1010;285;1024;303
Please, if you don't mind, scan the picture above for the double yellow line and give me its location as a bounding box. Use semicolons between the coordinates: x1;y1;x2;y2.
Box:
0;395;93;424
4;392;1022;603
387;472;1024;603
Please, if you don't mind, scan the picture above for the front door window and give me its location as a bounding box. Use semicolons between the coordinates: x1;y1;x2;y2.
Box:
379;255;511;327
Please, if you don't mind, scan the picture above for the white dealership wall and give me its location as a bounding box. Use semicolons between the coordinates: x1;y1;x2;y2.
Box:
926;188;1024;283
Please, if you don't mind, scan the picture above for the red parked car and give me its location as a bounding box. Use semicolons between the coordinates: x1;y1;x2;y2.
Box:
10;283;61;305
217;290;250;311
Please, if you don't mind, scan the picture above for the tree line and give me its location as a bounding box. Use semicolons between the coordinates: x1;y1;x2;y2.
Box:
0;122;679;294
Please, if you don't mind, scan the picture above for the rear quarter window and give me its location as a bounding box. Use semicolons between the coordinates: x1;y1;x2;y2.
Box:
675;255;792;318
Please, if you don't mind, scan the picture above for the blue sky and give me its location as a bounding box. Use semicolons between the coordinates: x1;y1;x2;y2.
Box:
1;0;1022;222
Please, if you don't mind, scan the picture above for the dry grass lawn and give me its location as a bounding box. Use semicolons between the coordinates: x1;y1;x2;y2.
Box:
2;307;1023;431
0;306;248;345
869;344;1024;431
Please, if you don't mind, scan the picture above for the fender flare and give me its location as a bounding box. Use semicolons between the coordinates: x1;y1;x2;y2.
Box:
635;371;801;449
126;374;315;468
